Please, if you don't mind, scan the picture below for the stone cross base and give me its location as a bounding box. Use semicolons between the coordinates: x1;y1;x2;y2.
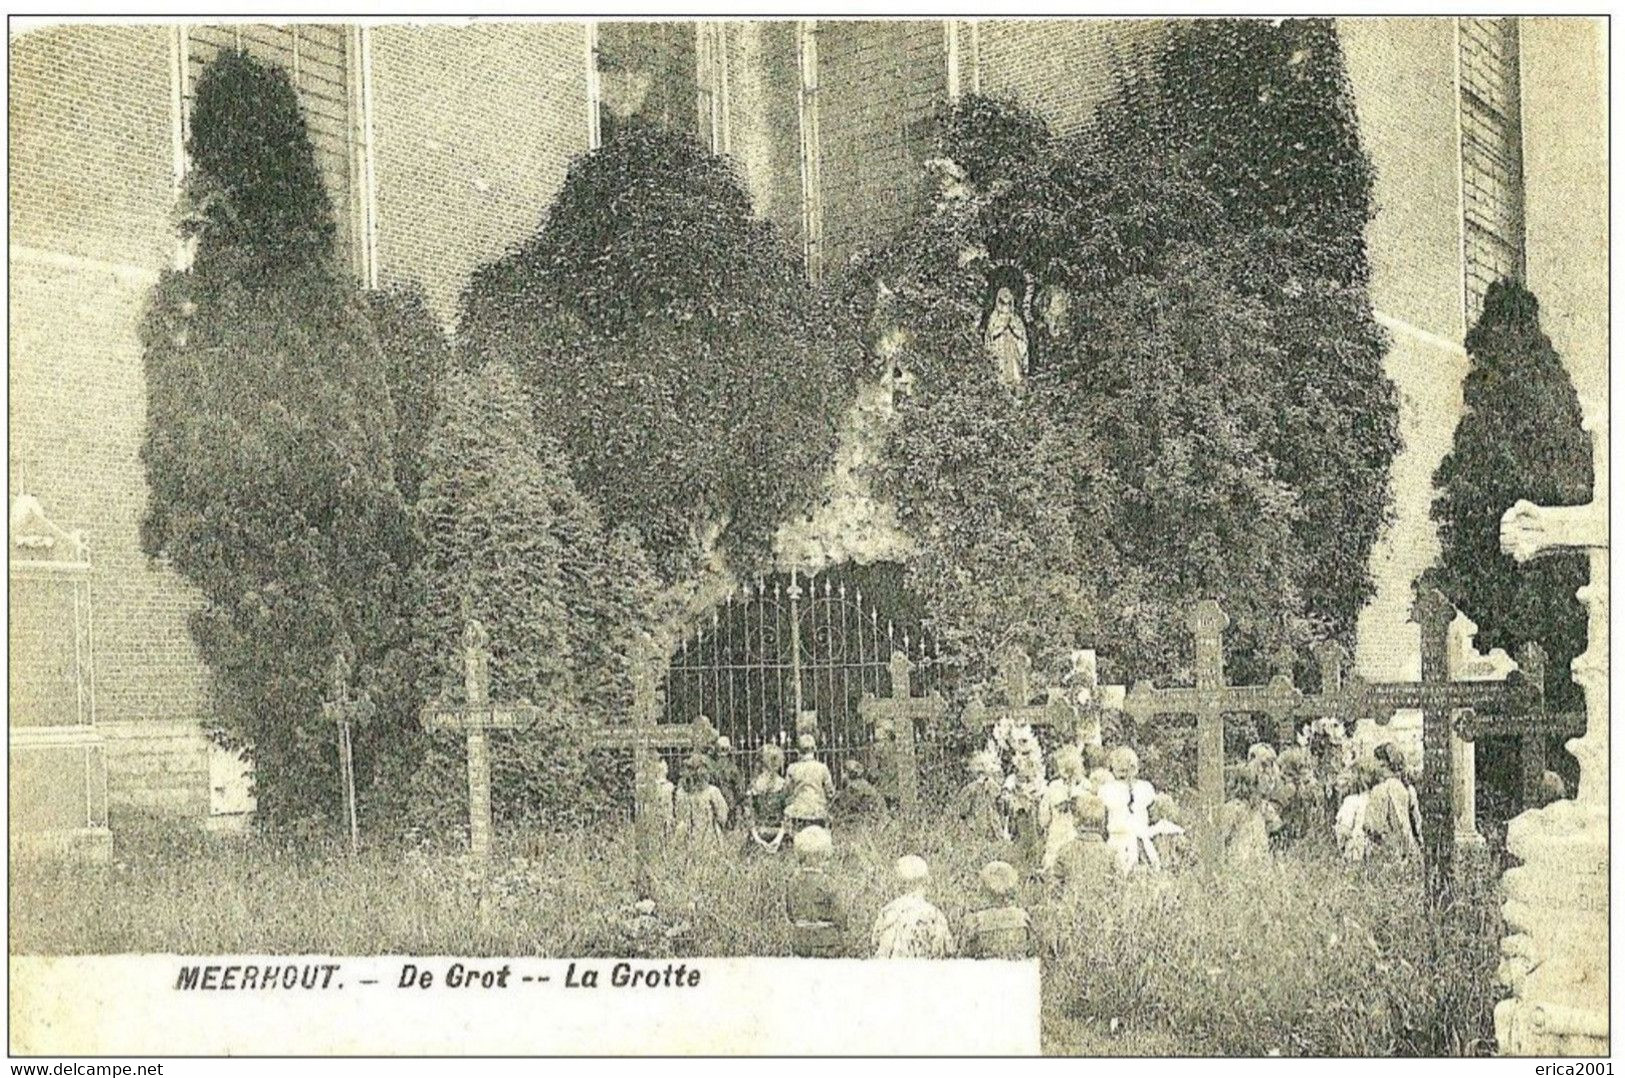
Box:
1495;799;1608;1055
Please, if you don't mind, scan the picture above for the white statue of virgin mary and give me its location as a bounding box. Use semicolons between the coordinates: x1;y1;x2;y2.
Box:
983;286;1028;388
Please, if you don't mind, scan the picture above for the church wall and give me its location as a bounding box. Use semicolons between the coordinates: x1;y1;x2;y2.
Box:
1338;17;1473;684
720;20;805;258
1338;17;1467;344
10;18;1580;828
977;18;1161;135
816;20;946;270
9;26;176;269
369;23;590;329
8;27;219;824
1519;17;1608;423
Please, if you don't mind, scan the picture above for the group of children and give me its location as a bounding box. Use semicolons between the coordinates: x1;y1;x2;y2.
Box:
643;732;888;851
786;826;1035;959
634;720;1522;958
957;739;1189;878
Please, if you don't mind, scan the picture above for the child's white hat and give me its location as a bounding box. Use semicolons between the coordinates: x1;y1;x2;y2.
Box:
895;855;930;886
980;861;1018;896
793;825;833;858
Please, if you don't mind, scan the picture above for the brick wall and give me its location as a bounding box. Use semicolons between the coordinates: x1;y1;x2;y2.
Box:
978;19;1162;135
722;20;805;257
816;20;945;271
368;23;590;328
9;26;219;823
1338;17;1465;345
9;25;176;268
1337;18;1474;680
9;254;217;820
1520;17;1607;421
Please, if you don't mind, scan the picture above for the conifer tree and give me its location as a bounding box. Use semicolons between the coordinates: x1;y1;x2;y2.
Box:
1430;279;1591;707
140;51;413;830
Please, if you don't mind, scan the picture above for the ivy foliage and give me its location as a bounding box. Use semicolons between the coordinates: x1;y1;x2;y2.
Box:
364;288;449;508
408;361;656;832
1428;280;1592;708
459;119;865;583
139;50;416;832
845;18;1398;685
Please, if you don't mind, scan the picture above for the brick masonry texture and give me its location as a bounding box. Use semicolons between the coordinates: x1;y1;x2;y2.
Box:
9;25;177;269
1338;17;1466;345
10;255;218;819
816;20;946;271
369;23;590;328
720;21;805;259
979;18;1163;135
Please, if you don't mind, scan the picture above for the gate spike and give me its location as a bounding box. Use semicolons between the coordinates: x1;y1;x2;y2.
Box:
824;576;833;596
839;579;847;599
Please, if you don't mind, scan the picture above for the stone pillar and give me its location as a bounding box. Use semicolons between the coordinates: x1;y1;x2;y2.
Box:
1494;411;1608;1055
1493;16;1608;1055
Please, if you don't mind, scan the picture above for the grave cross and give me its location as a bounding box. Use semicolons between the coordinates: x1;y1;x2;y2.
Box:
583;643;715;896
1120;601;1301;862
321;643;376;854
420;619;538;860
1344;588;1543;899
1451;643;1579;811
857;650;946;814
962;645;1077;739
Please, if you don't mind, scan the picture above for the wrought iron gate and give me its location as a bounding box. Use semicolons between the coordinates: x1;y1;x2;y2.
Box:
661;566;954;781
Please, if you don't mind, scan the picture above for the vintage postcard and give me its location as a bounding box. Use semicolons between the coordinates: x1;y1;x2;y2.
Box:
7;11;1609;1060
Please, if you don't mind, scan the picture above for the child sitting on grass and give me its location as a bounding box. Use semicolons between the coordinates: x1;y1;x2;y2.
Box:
1144;792;1189;871
956;749;1008;843
784;734;837;833
1049;794;1119;893
1334;761;1374;861
1041;785;1079;873
961;861;1034;959
838;759;887;818
1042;744;1090;828
673;753;729;846
785;826;847;958
1219;764;1279;864
873;855;957;959
1363;742;1421;860
743;743;788;855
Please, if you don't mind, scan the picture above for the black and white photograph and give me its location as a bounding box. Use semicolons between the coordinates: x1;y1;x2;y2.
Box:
6;12;1610;1059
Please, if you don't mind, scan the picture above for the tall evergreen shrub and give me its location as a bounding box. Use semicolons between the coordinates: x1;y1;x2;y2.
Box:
140;51;414;831
459;120;864;585
1429;279;1591;707
408;362;656;832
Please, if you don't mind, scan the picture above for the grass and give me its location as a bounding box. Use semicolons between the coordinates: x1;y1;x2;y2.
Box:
10;813;1507;1056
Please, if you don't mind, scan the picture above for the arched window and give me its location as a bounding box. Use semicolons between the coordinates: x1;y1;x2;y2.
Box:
1458;16;1526;326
